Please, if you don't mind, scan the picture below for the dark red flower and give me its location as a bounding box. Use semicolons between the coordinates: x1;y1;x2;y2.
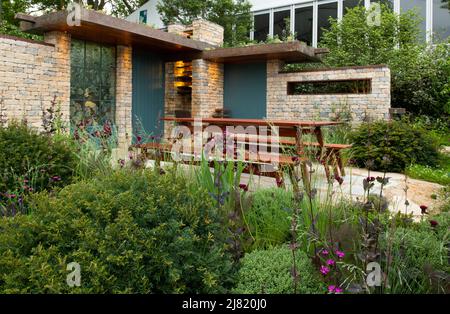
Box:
334;174;344;185
430;220;438;227
291;156;299;163
239;184;248;192
367;176;376;182
420;205;428;215
276;177;284;187
137;136;142;143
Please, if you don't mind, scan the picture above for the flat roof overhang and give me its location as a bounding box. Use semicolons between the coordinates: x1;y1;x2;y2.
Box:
202;41;326;64
15;9;211;55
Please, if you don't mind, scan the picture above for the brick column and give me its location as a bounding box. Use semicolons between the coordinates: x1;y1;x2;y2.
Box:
191;59;224;118
116;45;133;151
43;31;71;129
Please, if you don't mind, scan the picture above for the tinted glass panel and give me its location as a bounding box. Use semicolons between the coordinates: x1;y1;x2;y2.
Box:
70;39;116;129
295;6;313;45
401;0;427;40
274;10;291;38
344;0;363;13
318;2;338;44
254;13;270;42
433;0;450;41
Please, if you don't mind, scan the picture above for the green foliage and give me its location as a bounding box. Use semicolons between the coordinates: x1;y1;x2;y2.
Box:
406;164;450;186
320;5;450;117
0;169;235;293
233;245;326;294
380;223;449;293
244;188;294;251
350;119;440;172
0;121;76;193
157;0;253;46
0;21;43;40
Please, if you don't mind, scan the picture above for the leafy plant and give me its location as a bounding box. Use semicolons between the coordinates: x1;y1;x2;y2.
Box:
350;119;439;172
406;164;450;186
0;121;76;194
0;169;236;293
232;245;326;294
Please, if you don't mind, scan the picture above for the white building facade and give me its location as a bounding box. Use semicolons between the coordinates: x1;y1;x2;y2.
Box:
128;0;450;46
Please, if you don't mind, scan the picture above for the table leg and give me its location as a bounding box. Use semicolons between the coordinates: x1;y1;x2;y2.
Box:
295;126;311;194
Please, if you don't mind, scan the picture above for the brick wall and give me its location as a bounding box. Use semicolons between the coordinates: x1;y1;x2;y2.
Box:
0;32;70;129
116;45;133;150
267;60;391;122
192;59;224;118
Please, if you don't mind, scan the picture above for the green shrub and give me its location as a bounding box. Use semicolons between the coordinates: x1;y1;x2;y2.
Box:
244;188;294;251
350;119;439;172
233;245;325;294
0;170;235;293
0;122;76;193
380;224;449;294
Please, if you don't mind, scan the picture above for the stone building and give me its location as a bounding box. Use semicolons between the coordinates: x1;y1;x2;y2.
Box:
0;8;390;151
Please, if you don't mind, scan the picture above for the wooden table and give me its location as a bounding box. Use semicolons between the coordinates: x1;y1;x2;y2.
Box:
162;117;345;192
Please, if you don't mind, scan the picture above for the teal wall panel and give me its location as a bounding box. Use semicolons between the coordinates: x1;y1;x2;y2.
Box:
132;49;165;140
224;62;267;119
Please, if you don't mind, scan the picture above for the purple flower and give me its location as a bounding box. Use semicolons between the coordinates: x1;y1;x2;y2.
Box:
326;259;335;266
51;175;61;182
320;265;330;275
118;159;125;168
335;250;345;259
334;287;344;294
321;249;329;256
328;285;336;293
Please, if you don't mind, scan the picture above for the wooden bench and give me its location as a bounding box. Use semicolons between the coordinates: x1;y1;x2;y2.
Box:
134;135;351;187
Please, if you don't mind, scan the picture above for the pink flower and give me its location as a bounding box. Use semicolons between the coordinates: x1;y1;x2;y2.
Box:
335;250;345;259
334;287;344;294
328;285;336;293
320;265;330;275
326;259;335;266
321;249;329;256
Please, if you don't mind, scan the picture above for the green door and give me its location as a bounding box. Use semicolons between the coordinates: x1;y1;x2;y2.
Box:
224;62;267;119
132;49;165;141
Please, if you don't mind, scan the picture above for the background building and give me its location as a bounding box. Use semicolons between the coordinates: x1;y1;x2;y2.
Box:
128;0;450;46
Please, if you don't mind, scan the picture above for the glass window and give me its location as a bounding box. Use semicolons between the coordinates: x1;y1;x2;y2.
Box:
254;13;270;42
433;0;450;41
295;6;313;45
70;39;116;129
274;10;291;38
318;2;338;44
139;10;148;24
344;0;363;13
400;0;427;40
371;0;394;10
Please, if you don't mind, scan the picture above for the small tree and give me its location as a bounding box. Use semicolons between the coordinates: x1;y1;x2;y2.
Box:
320;4;450;117
157;0;253;46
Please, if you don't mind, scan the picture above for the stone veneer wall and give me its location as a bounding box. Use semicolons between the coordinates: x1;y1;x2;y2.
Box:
267;60;391;122
115;45;133;150
191;20;224;47
0;32;71;129
0;33;133;150
191;59;224;118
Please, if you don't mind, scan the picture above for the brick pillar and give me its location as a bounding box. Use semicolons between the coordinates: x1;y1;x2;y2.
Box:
191;20;224;47
43;31;71;129
116;45;132;151
191;59;224;118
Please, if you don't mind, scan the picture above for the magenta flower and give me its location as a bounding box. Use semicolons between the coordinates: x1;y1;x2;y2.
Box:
328;285;336;293
321;249;329;256
326;259;335;266
336;250;345;259
320;265;330;275
334;287;344;294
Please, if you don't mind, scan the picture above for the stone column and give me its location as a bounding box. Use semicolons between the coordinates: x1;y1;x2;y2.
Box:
191;59;224;118
115;45;133;151
43;31;71;129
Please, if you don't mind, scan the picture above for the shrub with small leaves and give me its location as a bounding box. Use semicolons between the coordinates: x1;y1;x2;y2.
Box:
0;170;236;293
0;121;75;194
232;245;326;294
350;119;439;172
